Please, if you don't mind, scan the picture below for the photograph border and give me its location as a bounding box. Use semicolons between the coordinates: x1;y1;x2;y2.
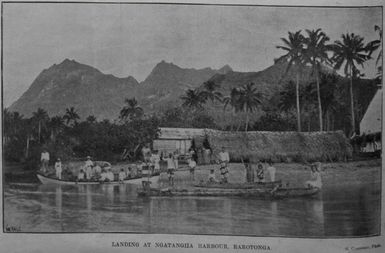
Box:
1;0;383;240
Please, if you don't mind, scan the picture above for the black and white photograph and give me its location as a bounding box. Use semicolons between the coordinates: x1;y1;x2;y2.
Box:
1;0;383;242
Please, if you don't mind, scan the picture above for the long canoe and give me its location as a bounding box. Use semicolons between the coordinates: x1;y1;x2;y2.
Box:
194;180;282;189
36;172;159;185
137;186;320;199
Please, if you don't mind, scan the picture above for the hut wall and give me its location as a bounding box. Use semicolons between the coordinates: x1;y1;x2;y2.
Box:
194;130;352;163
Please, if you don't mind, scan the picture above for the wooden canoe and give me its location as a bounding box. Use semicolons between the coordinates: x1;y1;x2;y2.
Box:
137;186;320;199
194;180;282;189
36;172;159;185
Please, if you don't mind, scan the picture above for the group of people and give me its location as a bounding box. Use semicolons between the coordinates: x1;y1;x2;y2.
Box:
42;145;322;189
244;160;277;183
160;147;197;186
41;149;64;180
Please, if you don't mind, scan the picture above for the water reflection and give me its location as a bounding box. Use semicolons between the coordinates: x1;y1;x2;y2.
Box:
3;182;380;236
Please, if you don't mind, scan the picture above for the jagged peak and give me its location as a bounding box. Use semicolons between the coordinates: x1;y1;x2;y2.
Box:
218;64;233;74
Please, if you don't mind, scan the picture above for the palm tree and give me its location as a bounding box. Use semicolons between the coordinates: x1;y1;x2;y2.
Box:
223;88;242;130
331;33;371;134
63;107;80;126
237;83;263;131
201;80;223;103
367;25;383;82
49;115;64;140
302;28;333;131
276;30;305;131
119;98;144;121
32;108;49;143
180;89;205;111
86;115;97;123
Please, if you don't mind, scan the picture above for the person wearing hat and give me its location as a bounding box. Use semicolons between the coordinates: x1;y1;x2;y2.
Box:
305;162;323;189
55;158;62;179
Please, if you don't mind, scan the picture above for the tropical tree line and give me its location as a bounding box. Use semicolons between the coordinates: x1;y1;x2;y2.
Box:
179;26;381;134
3;103;160;167
276;26;382;134
181;80;264;131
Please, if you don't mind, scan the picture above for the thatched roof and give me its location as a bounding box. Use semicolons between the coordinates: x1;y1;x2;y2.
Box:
360;89;382;135
194;130;352;163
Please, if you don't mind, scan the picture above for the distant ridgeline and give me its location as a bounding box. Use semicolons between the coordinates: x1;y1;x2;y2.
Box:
9;58;378;131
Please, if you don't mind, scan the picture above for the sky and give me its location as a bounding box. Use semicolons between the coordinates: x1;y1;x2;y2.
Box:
2;3;382;106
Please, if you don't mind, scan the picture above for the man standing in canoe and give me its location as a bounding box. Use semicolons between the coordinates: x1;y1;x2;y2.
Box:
40;149;50;174
55;158;62;180
266;161;277;182
84;156;94;180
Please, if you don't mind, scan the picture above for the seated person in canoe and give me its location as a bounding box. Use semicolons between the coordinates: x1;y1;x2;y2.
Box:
305;162;322;189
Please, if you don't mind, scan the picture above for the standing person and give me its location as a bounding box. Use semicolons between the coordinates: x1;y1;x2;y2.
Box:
188;158;197;181
266;161;277;182
189;147;196;162
218;147;230;183
164;153;175;186
244;159;254;183
305;162;323;189
141;144;152;163
151;150;161;174
173;150;179;171
40;149;50;174
84;156;93;180
55;158;62;180
118;169;126;182
256;163;265;182
218;147;230;166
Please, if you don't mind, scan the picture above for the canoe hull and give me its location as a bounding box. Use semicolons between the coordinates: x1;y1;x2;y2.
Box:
37;173;159;185
194;180;282;189
138;187;320;199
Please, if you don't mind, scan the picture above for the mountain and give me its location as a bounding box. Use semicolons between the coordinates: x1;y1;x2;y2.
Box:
9;59;139;120
137;60;232;111
9;59;233;119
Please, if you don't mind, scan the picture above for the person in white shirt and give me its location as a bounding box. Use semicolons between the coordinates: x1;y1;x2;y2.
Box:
142;144;151;163
100;170;107;182
218;147;230;164
163;153;175;186
118;169;126;182
54;158;62;179
107;170;115;182
78;169;85;181
41;149;50;174
173;150;179;170
151;150;161;174
266;161;277;182
305;162;323;189
84;156;94;180
188;158;197;181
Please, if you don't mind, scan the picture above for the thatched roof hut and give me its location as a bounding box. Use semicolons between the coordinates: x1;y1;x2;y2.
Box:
194;130;352;163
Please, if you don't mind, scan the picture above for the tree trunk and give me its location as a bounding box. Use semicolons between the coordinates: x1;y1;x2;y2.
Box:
349;66;356;135
25;136;30;159
245;112;249;132
296;71;301;132
38;121;41;143
315;67;323;131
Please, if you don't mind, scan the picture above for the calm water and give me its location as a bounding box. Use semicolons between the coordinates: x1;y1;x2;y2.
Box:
3;180;380;236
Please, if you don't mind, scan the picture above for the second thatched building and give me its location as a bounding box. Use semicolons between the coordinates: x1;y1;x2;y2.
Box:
194;130;352;163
